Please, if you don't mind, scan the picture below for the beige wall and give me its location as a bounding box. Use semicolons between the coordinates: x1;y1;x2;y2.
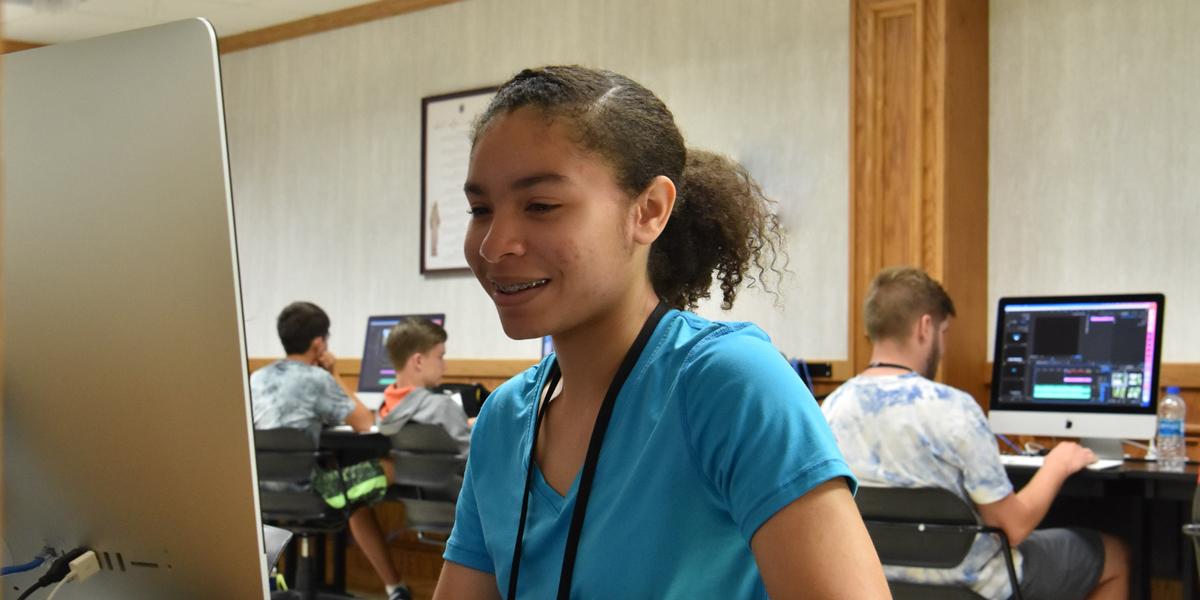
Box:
221;0;851;360
990;0;1200;361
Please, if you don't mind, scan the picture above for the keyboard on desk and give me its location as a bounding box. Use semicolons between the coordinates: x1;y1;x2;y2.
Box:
998;454;1123;471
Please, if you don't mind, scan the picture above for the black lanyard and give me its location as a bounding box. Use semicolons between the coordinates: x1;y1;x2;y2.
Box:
866;361;915;373
506;300;669;600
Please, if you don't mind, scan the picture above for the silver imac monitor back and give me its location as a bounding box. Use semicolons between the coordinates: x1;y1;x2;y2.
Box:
3;19;268;598
989;294;1164;457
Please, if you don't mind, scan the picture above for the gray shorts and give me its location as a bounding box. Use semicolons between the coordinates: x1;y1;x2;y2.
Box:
1014;528;1105;600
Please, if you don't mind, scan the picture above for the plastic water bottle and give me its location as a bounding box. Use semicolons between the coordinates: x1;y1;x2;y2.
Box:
1156;386;1186;471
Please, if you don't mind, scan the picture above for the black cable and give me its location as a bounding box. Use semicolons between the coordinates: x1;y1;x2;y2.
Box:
16;547;89;600
15;582;43;600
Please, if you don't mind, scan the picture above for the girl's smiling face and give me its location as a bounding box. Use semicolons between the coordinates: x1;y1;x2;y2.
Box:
463;107;646;341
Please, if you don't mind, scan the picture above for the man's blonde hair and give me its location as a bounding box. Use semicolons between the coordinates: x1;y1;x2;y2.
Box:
864;266;956;342
385;317;447;369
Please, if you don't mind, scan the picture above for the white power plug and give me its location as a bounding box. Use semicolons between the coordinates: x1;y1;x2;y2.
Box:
46;550;101;600
68;550;100;582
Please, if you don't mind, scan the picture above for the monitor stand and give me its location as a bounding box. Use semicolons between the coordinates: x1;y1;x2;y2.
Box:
1080;438;1126;460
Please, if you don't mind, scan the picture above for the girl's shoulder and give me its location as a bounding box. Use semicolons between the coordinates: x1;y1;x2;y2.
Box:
655;312;808;412
471;357;550;431
664;310;778;372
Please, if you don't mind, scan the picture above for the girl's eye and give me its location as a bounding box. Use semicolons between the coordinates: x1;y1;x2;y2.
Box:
527;203;558;214
467;206;492;218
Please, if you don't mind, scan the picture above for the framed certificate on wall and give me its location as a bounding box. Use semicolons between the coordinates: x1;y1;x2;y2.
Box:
420;86;497;273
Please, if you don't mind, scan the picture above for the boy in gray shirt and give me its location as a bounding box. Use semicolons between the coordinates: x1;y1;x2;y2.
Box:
376;317;472;453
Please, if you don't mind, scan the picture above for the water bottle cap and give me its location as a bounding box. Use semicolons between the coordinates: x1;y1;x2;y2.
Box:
1166;386;1181;395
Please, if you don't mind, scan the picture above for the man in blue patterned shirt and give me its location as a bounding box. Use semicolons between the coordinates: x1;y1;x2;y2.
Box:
822;268;1128;600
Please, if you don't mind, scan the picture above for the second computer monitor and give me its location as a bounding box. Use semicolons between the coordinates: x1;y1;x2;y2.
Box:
989;294;1164;450
357;314;446;410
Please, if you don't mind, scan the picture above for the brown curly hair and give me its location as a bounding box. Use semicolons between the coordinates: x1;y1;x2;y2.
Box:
473;66;784;310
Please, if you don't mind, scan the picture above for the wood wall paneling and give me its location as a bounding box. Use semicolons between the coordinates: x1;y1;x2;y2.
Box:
850;0;987;404
2;39;42;53
851;0;931;373
1;1;461;56
218;0;459;54
937;0;988;409
248;357;536;393
247;357;854;399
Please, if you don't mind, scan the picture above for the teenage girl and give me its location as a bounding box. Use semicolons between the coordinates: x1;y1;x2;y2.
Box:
434;66;888;599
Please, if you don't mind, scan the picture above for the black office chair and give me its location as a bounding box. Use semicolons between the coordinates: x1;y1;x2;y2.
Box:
255;428;356;600
385;423;467;546
855;486;1023;600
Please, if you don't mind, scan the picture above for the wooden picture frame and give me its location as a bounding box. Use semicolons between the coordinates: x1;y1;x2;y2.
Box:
420;86;497;273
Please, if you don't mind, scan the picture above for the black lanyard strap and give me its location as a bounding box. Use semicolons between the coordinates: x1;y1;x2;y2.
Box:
507;300;670;600
866;361;915;373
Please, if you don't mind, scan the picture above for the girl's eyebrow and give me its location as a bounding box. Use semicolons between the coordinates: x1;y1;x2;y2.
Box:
511;172;568;190
464;172;568;196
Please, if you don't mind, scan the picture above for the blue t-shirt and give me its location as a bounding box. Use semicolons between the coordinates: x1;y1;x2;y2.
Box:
444;310;855;599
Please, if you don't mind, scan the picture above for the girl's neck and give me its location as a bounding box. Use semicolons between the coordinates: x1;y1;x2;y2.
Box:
550;283;661;409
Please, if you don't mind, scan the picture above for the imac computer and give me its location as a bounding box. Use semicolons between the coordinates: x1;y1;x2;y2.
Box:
3;20;269;598
989;294;1165;458
357;314;446;410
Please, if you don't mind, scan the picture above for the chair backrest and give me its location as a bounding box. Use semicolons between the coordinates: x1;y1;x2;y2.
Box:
386;423;467;542
254;428;321;484
388;422;464;454
389;423;466;498
854;486;982;569
393;454;464;497
254;428;346;526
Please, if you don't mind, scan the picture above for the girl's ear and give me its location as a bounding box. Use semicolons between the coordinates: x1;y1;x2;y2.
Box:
630;175;677;246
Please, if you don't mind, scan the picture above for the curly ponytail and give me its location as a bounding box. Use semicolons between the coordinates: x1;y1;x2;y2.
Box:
650;150;783;310
475;65;785;311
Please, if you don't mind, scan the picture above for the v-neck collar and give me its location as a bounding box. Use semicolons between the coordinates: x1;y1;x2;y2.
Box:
532;461;579;512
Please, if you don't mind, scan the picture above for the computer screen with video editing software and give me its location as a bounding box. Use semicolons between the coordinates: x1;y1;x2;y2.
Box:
358;314;446;394
993;296;1162;411
989;294;1164;445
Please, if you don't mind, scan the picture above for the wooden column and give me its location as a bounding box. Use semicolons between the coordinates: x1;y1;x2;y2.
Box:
849;0;989;403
